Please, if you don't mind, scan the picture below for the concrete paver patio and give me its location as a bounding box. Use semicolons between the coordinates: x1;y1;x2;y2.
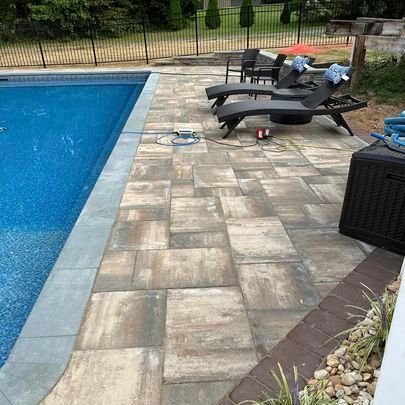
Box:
43;66;369;404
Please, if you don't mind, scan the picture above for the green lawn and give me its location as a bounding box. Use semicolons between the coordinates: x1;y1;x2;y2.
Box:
194;5;300;37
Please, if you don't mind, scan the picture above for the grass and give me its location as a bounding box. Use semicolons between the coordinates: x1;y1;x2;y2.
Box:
194;5;300;37
269;46;393;64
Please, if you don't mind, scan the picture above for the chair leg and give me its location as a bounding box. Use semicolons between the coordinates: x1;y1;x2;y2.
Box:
222;117;244;139
331;113;355;136
211;95;228;110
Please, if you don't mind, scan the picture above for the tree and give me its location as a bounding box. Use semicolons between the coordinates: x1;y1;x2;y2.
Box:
240;0;254;28
280;0;291;24
168;0;184;30
181;0;199;17
30;0;129;37
205;0;220;29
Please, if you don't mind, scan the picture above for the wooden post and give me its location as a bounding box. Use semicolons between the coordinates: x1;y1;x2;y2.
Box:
350;35;366;89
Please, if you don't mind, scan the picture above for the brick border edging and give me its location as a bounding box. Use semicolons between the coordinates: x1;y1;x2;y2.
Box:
219;248;403;404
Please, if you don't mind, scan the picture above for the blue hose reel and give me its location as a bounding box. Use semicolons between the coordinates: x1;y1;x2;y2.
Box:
371;111;405;153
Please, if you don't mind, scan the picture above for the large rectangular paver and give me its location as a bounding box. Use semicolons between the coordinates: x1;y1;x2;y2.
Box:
121;180;170;208
93;250;136;292
220;195;275;218
227;151;272;170
117;206;170;221
164;287;257;383
161;380;237;405
275;203;341;229
248;309;311;357
171;197;225;233
193;165;239;188
130;165;192;181
170;231;229;248
172;152;230;166
133;248;236;289
289;228;366;282
76;290;165;349
226;217;299;264
43;348;162;405
239;262;319;310
110;221;169;250
261;177;320;205
308;183;346;203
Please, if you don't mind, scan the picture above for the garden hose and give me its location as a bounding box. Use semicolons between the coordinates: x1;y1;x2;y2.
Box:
371;111;405;153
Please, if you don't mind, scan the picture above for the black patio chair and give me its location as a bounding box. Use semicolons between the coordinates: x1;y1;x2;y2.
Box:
225;48;260;84
207;56;316;109
215;66;367;138
244;53;288;84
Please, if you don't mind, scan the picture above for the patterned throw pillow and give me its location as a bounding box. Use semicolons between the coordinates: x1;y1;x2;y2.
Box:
324;64;351;85
291;56;311;73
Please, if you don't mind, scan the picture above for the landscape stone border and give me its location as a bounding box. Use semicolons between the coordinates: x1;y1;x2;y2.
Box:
219;248;403;404
0;69;159;405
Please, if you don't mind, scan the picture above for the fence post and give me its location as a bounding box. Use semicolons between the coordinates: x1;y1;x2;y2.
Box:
89;26;98;66
297;0;303;44
33;21;46;68
195;12;199;56
246;7;250;49
142;19;149;64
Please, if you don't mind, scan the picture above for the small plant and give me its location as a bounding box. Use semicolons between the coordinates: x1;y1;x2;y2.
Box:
280;0;291;25
341;285;397;368
168;0;184;31
239;363;337;405
354;57;405;104
240;0;255;28
205;0;221;29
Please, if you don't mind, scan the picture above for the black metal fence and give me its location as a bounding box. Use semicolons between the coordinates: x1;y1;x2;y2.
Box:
0;1;403;68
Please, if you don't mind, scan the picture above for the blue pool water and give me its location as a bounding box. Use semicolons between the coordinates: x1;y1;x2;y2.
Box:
0;77;145;366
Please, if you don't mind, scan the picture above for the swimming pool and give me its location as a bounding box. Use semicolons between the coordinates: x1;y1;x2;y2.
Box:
0;73;147;366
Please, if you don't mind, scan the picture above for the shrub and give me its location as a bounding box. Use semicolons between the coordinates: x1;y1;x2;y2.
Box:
240;363;337;404
343;285;397;368
280;0;291;24
168;0;184;30
181;0;200;17
205;0;220;29
354;57;405;104
240;0;255;28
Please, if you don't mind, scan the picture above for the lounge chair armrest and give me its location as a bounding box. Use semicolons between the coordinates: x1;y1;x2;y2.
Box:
226;57;243;68
251;66;282;74
250;66;282;81
251;63;278;68
290;80;320;89
241;59;257;69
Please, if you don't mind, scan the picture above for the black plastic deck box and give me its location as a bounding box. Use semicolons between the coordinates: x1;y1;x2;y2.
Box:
339;141;405;255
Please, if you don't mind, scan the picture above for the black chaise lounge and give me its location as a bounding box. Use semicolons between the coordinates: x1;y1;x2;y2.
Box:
206;56;316;109
215;66;367;138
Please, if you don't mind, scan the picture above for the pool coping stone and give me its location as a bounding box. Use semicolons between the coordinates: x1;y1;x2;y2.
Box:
0;68;159;405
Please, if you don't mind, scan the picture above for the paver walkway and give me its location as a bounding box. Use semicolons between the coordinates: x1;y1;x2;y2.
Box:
43;66;370;404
